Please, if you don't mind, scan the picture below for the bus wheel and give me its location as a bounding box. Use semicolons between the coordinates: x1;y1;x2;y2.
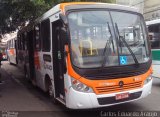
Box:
48;80;58;104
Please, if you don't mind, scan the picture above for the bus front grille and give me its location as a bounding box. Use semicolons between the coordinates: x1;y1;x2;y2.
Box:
95;81;142;94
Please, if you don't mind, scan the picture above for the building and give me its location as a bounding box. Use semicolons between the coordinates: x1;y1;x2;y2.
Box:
116;0;160;21
116;0;144;13
144;0;160;21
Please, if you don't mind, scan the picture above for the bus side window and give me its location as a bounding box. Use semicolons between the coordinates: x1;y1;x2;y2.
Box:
41;19;50;52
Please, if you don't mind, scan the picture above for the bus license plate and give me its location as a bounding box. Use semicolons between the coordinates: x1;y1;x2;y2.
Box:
115;92;129;100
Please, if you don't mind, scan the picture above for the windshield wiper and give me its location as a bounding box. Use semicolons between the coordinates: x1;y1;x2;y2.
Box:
101;22;113;68
115;23;139;65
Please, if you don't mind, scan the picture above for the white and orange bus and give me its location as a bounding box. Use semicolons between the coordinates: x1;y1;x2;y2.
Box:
6;35;17;65
16;2;152;109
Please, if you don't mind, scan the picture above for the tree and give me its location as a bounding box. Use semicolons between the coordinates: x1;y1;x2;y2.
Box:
0;0;52;34
0;0;13;34
0;0;116;35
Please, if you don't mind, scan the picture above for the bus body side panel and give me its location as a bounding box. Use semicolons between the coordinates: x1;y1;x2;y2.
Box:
35;51;53;92
33;6;62;93
36;5;61;92
34;18;55;92
34;51;44;89
32;24;49;91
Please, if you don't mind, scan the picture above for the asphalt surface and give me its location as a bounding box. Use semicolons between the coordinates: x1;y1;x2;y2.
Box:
0;61;160;117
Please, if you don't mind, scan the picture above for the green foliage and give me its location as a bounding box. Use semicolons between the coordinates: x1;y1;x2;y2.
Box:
0;0;52;34
0;0;13;33
0;0;115;34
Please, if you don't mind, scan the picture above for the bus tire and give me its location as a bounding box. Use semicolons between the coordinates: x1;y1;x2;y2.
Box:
46;77;58;104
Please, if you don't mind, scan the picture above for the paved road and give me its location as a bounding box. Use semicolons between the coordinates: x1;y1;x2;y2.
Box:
0;61;160;117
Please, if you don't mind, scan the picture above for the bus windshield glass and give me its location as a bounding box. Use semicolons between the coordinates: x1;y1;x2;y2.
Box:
68;10;149;68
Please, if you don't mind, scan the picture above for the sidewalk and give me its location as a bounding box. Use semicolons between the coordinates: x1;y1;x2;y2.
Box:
0;62;58;111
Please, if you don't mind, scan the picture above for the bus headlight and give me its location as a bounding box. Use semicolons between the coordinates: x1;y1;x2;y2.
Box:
144;75;152;85
71;78;93;93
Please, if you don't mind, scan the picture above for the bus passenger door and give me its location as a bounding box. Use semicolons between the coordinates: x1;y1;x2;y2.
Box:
52;21;65;101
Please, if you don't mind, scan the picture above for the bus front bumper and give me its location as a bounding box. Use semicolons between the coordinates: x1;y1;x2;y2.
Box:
66;79;152;109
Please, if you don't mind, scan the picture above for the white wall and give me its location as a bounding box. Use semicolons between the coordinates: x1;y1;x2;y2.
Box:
116;0;144;14
144;0;160;21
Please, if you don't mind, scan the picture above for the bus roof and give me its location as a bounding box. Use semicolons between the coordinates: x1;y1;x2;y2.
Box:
60;2;139;13
37;2;139;22
146;19;160;26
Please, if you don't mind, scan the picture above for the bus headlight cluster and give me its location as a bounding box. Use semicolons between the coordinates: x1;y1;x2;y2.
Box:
144;75;152;85
71;78;93;93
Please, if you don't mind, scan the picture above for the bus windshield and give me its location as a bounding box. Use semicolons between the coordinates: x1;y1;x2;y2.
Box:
68;10;150;68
